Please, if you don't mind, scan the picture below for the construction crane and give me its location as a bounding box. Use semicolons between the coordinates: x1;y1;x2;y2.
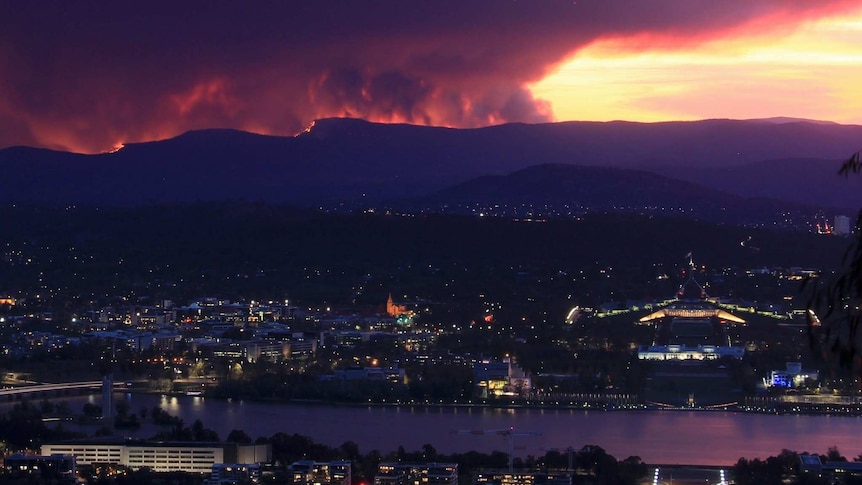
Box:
455;426;542;473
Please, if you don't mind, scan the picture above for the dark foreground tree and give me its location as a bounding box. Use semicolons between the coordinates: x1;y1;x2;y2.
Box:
805;152;862;375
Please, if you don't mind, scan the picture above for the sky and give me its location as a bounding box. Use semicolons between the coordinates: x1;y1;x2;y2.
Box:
2;1;862;153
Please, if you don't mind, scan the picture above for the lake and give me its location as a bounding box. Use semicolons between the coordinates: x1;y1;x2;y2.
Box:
14;393;862;466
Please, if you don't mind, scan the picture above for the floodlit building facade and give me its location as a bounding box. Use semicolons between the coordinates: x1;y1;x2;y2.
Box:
41;440;270;473
637;259;745;362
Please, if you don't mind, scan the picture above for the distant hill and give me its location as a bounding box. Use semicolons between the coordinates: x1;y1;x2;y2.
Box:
653;157;862;209
1;117;861;209
416;164;830;223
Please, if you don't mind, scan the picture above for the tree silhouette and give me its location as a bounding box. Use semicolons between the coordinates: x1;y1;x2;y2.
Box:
805;151;862;375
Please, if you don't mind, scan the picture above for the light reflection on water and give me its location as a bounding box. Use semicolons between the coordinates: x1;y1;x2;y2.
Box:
7;393;862;466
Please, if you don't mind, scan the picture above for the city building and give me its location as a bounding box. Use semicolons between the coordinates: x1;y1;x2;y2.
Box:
291;460;352;485
386;293;410;318
327;366;406;383
799;454;862;484
475;472;572;485
210;340;290;363
4;453;76;481
374;463;458;485
207;463;261;484
41;439;270;473
767;362;819;388
637;344;745;361
637;257;745;361
474;358;531;397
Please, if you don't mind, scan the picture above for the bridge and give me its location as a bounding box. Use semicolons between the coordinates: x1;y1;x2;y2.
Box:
0;380;125;399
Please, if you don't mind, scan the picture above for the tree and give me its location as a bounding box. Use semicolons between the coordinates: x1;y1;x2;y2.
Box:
421;443;438;462
339;440;361;461
825;446;846;462
83;402;102;417
805;152;862;375
227;429;253;444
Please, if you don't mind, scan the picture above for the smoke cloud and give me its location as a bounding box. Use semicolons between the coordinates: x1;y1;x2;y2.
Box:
0;1;858;152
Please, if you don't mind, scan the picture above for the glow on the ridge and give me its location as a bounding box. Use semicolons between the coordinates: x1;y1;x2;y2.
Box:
530;8;862;124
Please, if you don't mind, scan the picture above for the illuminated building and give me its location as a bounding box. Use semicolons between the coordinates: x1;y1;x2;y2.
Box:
475;472;572;485
291;461;351;485
41;440;270;473
637;344;744;361
638;307;745;324
474;359;531;397
386;293;413;318
637;254;745;361
4;453;76;480
211;340;290;363
329;366;406;383
374;463;458;485
767;362;819;388
799;454;862;484
209;463;261;484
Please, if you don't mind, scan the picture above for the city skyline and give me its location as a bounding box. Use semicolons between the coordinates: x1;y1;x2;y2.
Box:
3;1;862;153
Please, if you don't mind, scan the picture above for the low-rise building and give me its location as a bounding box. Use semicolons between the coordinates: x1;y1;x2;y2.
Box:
374;463;458;485
291;460;351;485
475;472;572;485
41;439;270;473
4;453;76;482
767;362;819;388
207;463;261;484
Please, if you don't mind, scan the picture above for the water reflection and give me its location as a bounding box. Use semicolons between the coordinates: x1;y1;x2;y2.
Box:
6;394;862;465
159;395;179;412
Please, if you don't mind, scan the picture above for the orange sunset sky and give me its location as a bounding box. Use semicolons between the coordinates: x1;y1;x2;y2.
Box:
2;1;862;154
531;6;862;124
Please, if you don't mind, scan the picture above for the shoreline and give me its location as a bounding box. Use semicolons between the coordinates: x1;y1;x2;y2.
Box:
6;386;860;418
137;389;862;417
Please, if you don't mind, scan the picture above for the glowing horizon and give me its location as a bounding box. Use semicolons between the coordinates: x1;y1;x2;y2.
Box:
530;7;862;125
5;2;862;153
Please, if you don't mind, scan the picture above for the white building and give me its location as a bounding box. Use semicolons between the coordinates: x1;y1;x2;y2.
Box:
638;344;745;361
41;440;270;473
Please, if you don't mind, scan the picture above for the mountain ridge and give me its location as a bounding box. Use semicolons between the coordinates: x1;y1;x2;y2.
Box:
1;117;860;215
